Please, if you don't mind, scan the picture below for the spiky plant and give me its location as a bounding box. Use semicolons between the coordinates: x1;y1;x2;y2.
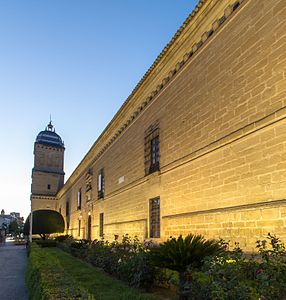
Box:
150;233;224;299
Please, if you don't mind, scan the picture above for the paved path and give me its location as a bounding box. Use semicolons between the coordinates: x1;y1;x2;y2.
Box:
0;239;28;300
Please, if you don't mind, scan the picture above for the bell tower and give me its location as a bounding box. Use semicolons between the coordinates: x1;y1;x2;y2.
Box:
31;121;65;211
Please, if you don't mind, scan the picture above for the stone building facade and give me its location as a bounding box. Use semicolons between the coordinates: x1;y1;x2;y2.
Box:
32;0;286;250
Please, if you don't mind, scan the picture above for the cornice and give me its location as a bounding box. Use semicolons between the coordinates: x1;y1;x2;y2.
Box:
57;0;245;198
31;195;57;201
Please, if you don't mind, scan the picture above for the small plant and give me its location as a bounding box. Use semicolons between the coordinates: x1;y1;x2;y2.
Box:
150;234;224;299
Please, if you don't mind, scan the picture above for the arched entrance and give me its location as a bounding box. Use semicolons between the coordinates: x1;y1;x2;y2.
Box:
87;215;92;241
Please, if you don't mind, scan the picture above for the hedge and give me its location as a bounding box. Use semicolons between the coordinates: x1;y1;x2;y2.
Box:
25;243;93;299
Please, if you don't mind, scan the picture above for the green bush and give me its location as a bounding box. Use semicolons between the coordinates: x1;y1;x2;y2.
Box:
58;234;158;290
24;210;64;239
186;234;286;300
150;234;224;299
25;243;93;299
54;234;73;242
36;239;57;247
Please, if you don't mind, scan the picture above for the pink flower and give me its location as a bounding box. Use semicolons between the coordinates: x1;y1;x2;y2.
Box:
256;268;264;274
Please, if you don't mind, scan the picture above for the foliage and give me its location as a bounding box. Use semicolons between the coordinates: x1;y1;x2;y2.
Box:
150;234;224;272
54;234;73;242
24;210;64;239
58;234;157;290
27;243;158;299
25;243;93;299
150;234;224;299
185;234;286;300
35;239;57;247
8;220;21;236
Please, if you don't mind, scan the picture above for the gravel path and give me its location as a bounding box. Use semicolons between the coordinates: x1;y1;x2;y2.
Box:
0;239;28;300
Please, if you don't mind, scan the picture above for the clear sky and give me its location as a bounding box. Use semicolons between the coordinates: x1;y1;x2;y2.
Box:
0;0;197;219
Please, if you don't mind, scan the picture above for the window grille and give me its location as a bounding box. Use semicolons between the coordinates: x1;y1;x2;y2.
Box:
99;213;104;237
149;197;160;238
144;123;160;175
78;220;81;236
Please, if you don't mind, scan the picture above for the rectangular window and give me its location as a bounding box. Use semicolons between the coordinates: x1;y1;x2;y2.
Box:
144;124;160;175
66;201;69;217
77;188;82;210
47;184;51;190
150;136;160;173
78;220;81;236
150;197;160;238
98;169;104;199
99;213;104;237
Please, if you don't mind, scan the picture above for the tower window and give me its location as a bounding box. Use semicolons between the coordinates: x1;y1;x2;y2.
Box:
150;197;160;238
98;169;104;199
99;213;104;237
77;188;82;210
47;184;51;190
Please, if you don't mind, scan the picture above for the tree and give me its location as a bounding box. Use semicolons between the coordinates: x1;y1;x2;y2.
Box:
24;209;64;240
8;220;20;237
150;234;224;300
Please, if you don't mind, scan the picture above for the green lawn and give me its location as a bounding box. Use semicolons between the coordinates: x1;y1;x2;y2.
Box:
45;248;158;300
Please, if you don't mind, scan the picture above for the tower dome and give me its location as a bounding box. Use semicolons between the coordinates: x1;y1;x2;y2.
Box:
35;121;64;148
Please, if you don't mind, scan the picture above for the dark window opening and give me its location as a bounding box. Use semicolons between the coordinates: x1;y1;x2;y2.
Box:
98;169;105;199
99;213;104;237
78;220;81;236
77;188;82;210
47;184;51;190
66;201;70;217
150;197;160;238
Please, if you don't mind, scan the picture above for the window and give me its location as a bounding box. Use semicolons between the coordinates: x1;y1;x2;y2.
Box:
77;188;82;210
99;213;104;237
47;184;51;190
78;220;81;236
144;123;160;175
98;169;104;199
150;197;160;238
66;201;69;217
150;136;160;173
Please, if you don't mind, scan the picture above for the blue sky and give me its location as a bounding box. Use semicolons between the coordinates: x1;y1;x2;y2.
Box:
0;1;197;218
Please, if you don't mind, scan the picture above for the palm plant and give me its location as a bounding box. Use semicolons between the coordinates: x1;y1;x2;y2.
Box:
150;233;224;299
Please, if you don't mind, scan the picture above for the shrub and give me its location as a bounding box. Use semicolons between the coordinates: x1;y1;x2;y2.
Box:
150;234;224;299
24;210;64;239
185;234;286;300
54;234;73;242
35;239;57;247
85;235;157;290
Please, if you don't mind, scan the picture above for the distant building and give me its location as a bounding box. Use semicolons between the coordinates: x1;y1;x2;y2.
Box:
0;210;23;231
31;0;286;251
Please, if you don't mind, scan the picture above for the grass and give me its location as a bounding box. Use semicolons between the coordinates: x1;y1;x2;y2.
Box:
45;247;158;300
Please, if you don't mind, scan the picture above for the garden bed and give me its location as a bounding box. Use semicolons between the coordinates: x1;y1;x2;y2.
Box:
26;242;158;299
